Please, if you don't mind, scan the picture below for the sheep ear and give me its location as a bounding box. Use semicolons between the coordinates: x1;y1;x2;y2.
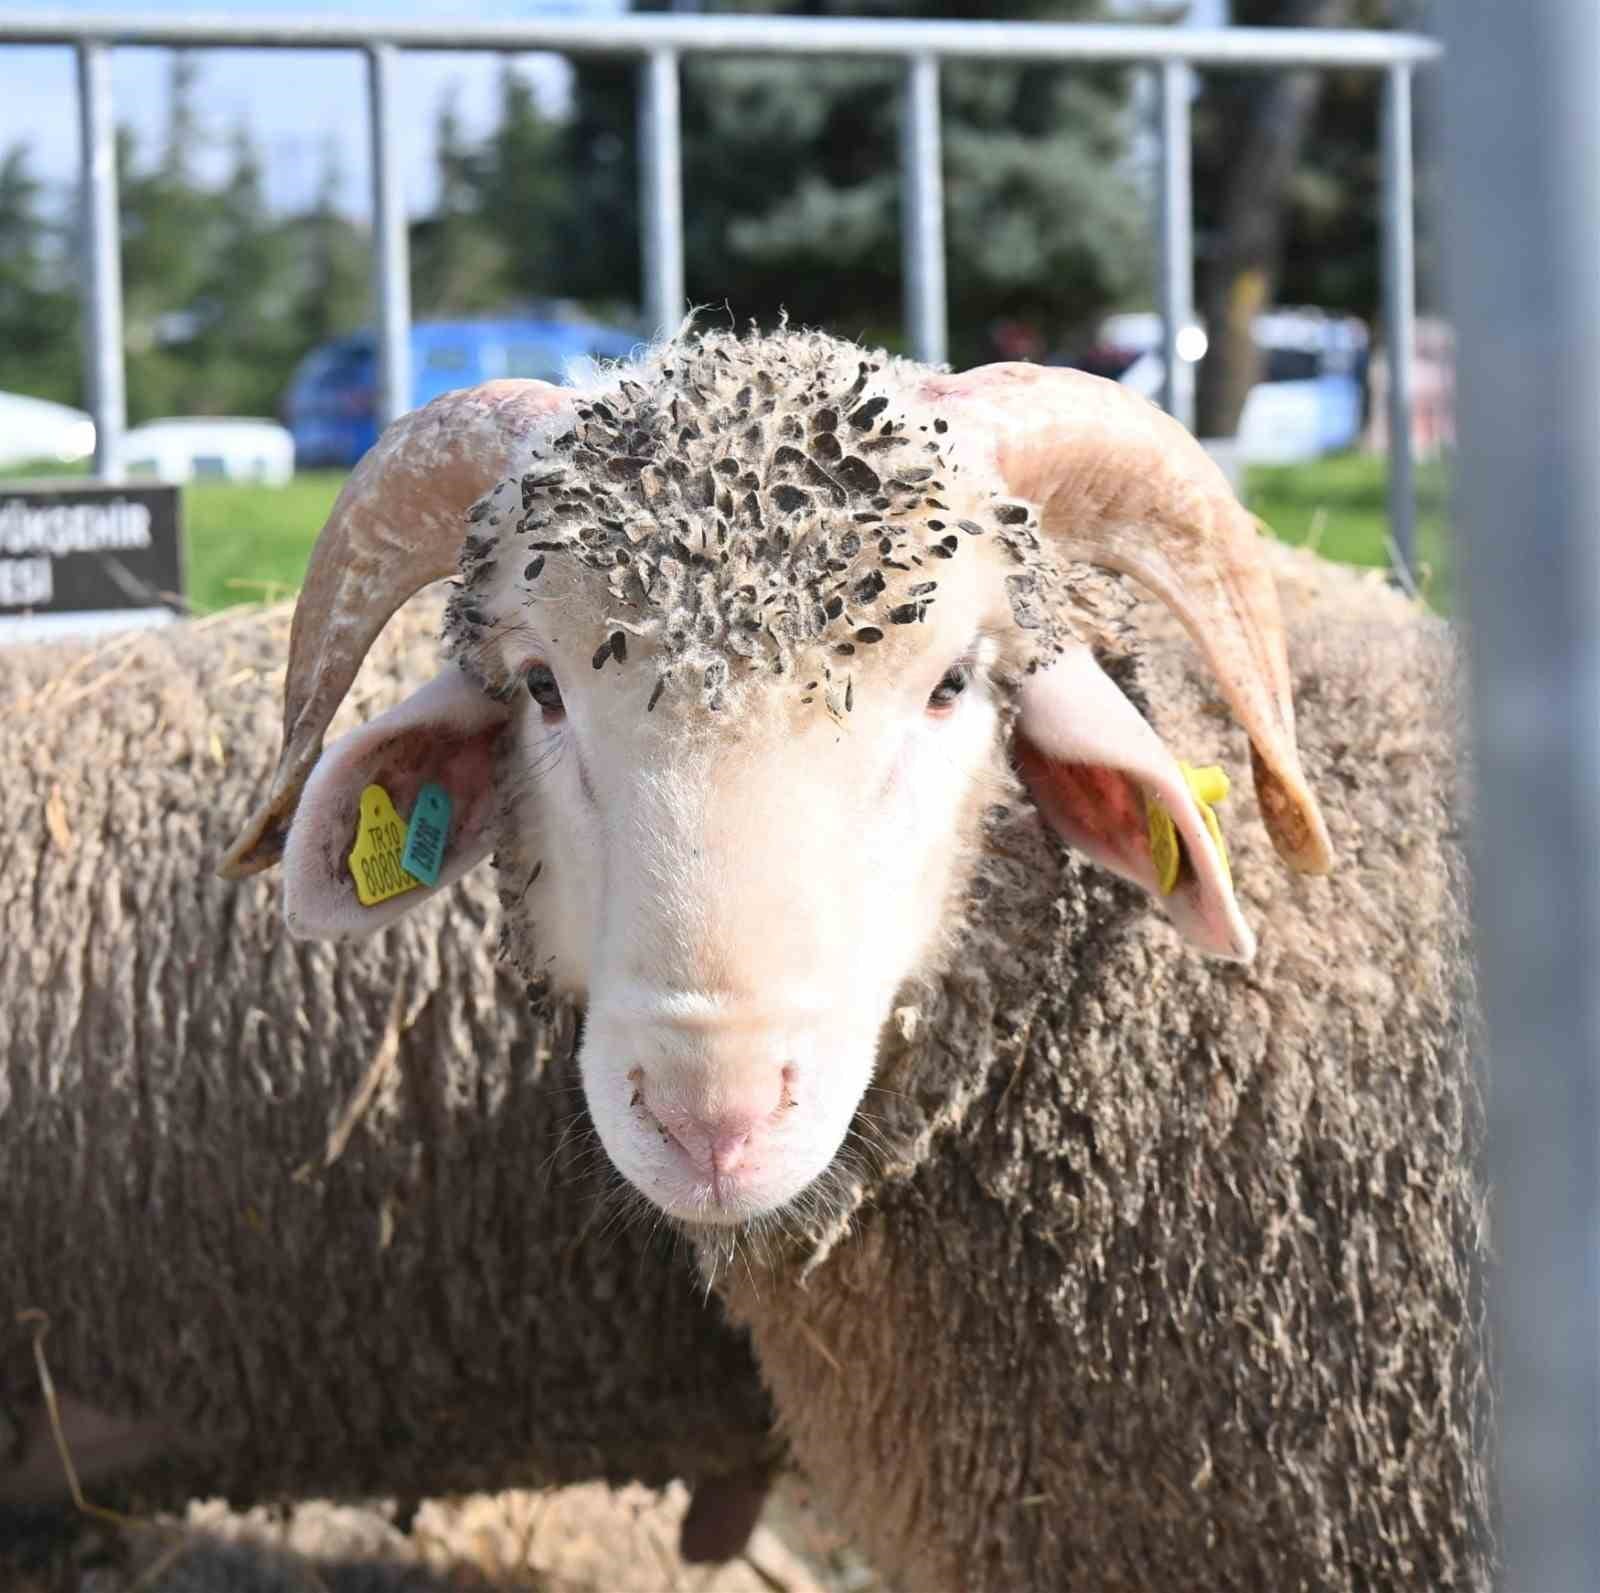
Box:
281;666;510;940
1013;647;1256;962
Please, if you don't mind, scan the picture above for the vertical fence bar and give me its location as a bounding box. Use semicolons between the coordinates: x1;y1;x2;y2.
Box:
900;52;947;367
366;42;411;430
1440;6;1600;1587
76;40;125;481
1380;62;1416;584
1156;58;1195;432
639;48;685;336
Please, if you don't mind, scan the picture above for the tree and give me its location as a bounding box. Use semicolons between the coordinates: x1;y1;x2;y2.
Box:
115;59;353;421
0;143;80;406
159;49;202;185
182;122;305;415
6;56;376;430
1190;0;1430;437
477;64;568;305
412;67;574;317
291;134;371;352
120;55;223;420
564;0;1148;363
412;92;507;316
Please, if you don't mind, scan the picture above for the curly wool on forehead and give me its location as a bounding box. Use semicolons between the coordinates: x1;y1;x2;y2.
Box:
446;328;1102;711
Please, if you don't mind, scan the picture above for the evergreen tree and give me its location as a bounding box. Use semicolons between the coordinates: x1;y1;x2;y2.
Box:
160;50;203;184
563;0;1147;362
184;122;301;414
412;91;507;315
477;64;568;306
120;54;220;419
0;143;80;405
293;135;370;351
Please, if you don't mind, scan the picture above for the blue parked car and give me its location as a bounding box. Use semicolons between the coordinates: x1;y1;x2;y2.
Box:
284;318;642;468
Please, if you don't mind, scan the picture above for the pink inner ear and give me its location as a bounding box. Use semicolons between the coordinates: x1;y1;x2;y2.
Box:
1016;743;1162;895
1012;647;1256;962
283;665;510;941
357;723;501;849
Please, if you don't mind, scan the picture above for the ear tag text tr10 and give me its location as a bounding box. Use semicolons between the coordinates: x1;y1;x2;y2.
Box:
1148;762;1232;897
401;782;453;888
350;784;423;907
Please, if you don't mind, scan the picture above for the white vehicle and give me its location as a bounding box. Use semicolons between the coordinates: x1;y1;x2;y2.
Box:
1097;308;1368;464
0;392;95;470
119;417;296;486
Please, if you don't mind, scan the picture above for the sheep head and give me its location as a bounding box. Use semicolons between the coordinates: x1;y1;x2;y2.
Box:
221;329;1329;1227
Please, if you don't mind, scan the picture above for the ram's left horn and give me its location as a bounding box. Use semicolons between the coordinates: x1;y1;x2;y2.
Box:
219;380;571;879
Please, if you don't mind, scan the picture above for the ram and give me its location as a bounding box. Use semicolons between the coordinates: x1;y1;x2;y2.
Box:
221;327;1490;1591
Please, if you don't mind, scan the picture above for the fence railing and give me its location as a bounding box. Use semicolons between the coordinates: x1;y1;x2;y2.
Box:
0;12;1439;576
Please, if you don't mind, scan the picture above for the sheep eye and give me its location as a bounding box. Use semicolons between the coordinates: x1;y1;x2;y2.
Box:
928;663;971;712
526;662;564;716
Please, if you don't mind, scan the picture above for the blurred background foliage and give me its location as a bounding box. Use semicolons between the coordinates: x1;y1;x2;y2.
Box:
0;0;1424;424
565;0;1150;358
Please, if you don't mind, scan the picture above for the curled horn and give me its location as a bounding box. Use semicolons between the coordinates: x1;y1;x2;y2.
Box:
922;363;1331;876
219;379;572;880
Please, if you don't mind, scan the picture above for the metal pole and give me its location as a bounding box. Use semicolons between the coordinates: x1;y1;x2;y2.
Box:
1440;5;1600;1590
76;39;125;481
366;42;410;430
639;48;684;337
0;15;1447;70
900;52;947;367
1156;58;1195;431
1380;62;1416;584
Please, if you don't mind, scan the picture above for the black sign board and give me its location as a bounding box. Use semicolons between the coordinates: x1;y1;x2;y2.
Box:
0;481;184;642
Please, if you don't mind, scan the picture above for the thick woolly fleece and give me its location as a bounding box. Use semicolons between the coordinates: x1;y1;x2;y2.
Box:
0;553;1490;1593
0;601;777;1519
719;549;1492;1591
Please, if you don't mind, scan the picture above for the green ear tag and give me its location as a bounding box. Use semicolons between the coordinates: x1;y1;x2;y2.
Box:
401;783;453;888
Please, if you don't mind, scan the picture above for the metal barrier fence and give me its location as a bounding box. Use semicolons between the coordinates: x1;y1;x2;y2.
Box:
1441;5;1600;1586
0;12;1439;572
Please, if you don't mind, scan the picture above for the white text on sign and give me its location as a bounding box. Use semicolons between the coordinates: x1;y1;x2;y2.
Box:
0;558;53;608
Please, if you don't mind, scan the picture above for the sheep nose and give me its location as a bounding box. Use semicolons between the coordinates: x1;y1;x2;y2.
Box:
630;1062;796;1197
665;1115;756;1177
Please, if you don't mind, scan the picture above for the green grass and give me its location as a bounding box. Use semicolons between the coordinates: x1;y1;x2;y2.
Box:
1245;452;1452;612
184;471;347;613
6;452;1451;616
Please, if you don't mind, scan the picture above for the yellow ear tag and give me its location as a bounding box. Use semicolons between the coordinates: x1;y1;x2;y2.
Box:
349;784;423;907
1147;762;1232;897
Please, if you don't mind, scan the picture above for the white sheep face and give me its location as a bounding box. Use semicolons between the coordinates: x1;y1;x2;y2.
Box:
279;331;1261;1232
483;572;1011;1224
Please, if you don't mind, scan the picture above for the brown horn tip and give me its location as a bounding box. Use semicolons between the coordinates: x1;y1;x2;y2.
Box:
215;378;572;881
1251;741;1333;876
217;758;302;879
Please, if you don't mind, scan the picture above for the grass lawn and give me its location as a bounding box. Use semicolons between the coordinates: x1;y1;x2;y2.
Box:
184;470;348;613
1245;453;1452;612
6;452;1451;617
